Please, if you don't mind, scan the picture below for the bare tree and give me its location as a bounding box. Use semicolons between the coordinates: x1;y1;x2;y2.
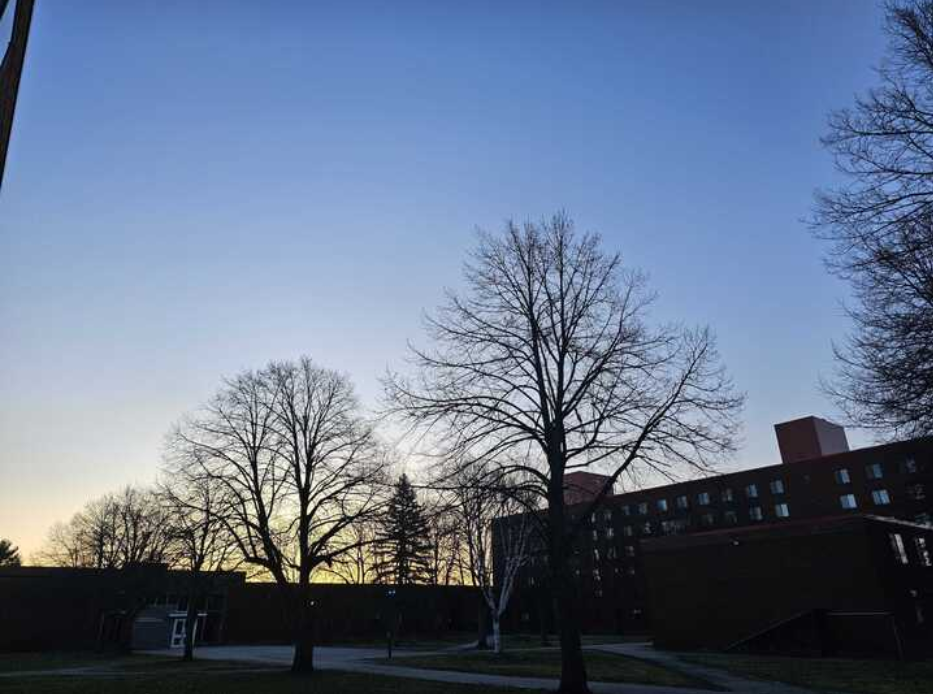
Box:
813;0;933;438
37;487;169;569
387;214;742;694
169;357;386;674
457;464;532;654
424;491;467;586
159;471;238;662
318;516;380;585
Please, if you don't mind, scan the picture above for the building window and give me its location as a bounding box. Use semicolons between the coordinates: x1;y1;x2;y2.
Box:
914;537;932;567
908;484;926;501
770;479;785;495
661;520;674;535
623;525;633;537
872;489;892;506
528;576;536;587
890;533;909;564
626;566;636;576
590;513;597;524
901;458;918;474
700;513;715;527
775;503;790;518
721;488;734;503
593;549;601;562
657;498;669;512
749;506;763;521
603;509;613;522
866;463;884;480
915;513;932;526
606;526;615;539
606;546;617;559
697;492;711;506
642;521;653;535
624;545;635;557
676;495;689;510
724;510;738;524
835;468;851;485
746;484;759;499
591;528;599;541
839;494;858;510
637;502;648;515
621;505;631;516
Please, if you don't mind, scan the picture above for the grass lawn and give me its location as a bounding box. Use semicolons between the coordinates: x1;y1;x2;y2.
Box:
0;652;166;673
683;653;933;694
378;649;718;689
0;664;543;694
500;633;639;648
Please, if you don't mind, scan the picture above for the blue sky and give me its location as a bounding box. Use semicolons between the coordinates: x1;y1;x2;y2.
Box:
0;1;888;556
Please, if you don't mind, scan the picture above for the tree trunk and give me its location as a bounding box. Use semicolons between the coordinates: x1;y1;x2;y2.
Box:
553;570;588;694
548;466;589;694
476;598;489;649
492;616;502;654
183;593;198;662
291;583;315;674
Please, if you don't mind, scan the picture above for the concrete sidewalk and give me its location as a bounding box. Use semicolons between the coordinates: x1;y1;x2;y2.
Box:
182;643;819;694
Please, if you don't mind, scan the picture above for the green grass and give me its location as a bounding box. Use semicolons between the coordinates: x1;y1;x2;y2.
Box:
683;653;933;694
377;649;717;689
0;669;542;694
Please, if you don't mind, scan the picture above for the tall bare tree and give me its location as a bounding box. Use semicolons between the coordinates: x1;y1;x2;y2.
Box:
387;214;742;694
159;472;238;662
169;357;386;674
813;0;933;438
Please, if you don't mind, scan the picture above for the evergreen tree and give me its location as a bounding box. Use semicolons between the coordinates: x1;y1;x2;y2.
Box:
375;475;432;585
0;538;21;566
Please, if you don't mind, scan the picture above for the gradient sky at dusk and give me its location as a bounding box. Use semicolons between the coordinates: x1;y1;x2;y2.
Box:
1;1;889;558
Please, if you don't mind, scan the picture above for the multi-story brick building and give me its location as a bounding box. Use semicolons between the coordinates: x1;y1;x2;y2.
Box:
503;416;933;636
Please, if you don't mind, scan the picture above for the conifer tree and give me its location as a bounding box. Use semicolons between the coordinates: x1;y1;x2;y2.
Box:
374;474;432;585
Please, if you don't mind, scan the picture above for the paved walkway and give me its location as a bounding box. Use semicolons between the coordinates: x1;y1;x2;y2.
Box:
590;644;818;694
180;643;819;694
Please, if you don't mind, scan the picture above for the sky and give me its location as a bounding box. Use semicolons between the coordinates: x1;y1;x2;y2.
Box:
0;0;890;559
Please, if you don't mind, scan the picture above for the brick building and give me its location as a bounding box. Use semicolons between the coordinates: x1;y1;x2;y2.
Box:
503;416;933;637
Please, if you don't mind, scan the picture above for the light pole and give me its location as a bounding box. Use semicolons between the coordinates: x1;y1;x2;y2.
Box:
385;588;397;659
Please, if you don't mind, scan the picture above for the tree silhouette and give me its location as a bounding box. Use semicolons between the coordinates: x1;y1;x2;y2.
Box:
387;214;742;693
813;0;933;438
0;539;20;567
375;475;433;585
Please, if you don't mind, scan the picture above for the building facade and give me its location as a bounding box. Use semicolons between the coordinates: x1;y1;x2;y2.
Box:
642;515;933;656
503;417;933;636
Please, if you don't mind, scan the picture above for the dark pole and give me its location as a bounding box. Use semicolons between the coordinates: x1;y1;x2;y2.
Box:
0;0;36;192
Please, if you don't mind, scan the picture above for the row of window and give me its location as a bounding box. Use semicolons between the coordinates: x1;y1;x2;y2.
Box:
615;481;784;519
592;503;793;540
839;489;894;509
890;533;933;567
596;457;925;525
835;457;921;485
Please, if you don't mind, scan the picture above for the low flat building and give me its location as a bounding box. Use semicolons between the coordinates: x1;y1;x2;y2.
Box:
642;515;933;658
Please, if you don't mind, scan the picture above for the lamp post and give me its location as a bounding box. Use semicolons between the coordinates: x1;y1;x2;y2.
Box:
385;588;397;659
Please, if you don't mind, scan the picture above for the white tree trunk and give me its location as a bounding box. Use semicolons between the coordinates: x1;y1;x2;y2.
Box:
492;616;502;654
